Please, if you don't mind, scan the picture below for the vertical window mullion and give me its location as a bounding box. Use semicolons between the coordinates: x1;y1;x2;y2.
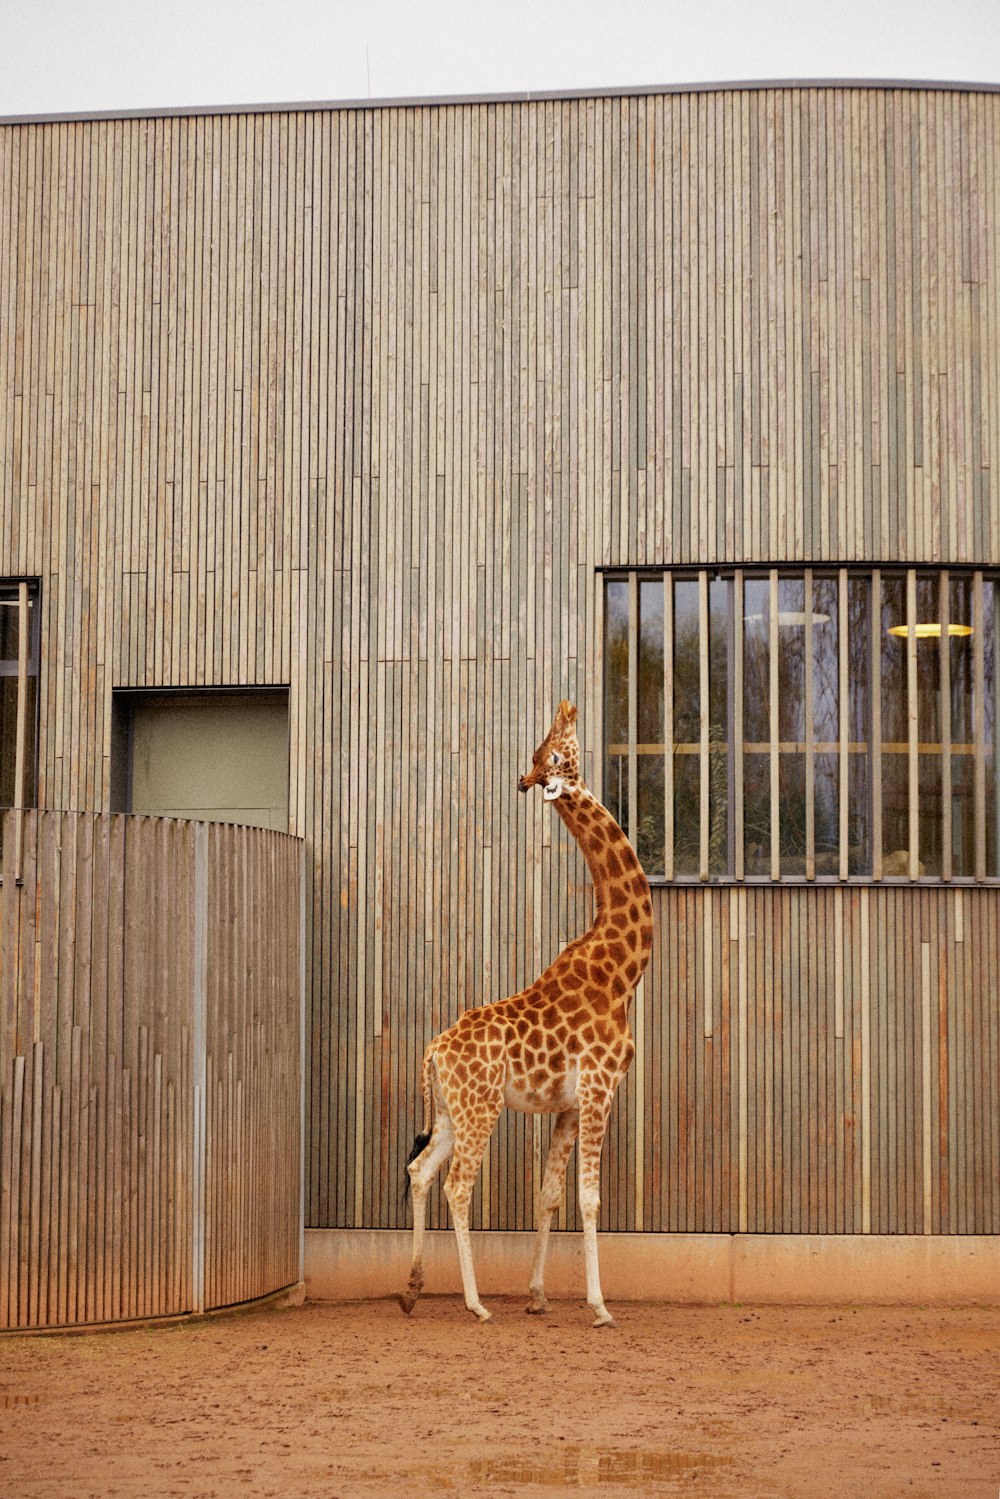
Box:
734;571;744;881
805;567;815;881
838;568;849;881
663;576;674;881
699;570;710;881
940;571;952;883
14;581;29;881
907;569;919;881
769;568;780;881
627;572;639;850
872;569;883;879
974;570;986;881
994;581;1000;880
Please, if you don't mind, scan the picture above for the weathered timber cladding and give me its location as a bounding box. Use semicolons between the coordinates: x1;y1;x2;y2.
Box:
0;811;302;1329
1;88;998;1234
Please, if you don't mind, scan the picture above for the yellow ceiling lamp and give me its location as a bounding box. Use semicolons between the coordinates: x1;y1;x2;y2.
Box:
887;622;973;638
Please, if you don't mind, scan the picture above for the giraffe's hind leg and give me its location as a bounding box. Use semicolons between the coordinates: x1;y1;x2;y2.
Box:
401;1112;454;1314
443;1096;504;1323
526;1108;579;1313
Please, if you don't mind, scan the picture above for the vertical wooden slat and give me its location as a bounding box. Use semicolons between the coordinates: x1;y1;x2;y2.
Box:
627;571;638;849
838;568;849;881
703;894;713;1040
734;571;745;881
921;939;933;1233
13;581;28;880
698;570;710;879
860;888;872;1233
737;886;748;1233
872;569;883;879
973;570;986;880
941;572;952;881
663;574;674;880
834;888;844;1040
633;971;645;1233
995;584;1000;881
907;569;919;880
769;568;780;880
805;566;815;879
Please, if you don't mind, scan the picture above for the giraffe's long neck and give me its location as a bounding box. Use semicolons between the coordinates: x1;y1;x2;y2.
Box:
555;786;653;968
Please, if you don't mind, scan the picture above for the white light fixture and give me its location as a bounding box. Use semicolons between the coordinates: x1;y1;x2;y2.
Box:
744;611;831;628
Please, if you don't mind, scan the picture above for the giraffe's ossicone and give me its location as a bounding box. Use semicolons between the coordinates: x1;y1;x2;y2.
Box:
402;700;653;1327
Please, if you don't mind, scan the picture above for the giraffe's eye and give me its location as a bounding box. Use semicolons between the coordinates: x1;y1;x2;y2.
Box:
550;751;563;766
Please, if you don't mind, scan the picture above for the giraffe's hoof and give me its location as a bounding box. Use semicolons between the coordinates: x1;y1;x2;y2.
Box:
471;1305;493;1323
398;1292;417;1315
525;1295;551;1315
592;1311;617;1329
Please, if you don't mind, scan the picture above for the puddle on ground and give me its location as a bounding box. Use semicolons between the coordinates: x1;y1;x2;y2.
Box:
865;1391;982;1422
465;1447;733;1487
0;1393;42;1409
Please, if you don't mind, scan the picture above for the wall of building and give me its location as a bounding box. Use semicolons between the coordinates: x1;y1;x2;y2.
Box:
1;85;998;1235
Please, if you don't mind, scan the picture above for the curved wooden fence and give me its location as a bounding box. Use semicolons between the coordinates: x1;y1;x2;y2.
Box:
0;811;303;1331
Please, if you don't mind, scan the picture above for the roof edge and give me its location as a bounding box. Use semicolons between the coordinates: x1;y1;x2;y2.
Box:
2;75;1000;127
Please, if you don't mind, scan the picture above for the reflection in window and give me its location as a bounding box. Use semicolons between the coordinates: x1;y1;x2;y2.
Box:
881;574;909;874
950;575;975;877
743;577;770;877
812;575;840;872
777;577;807;877
708;578;731;878
846;577;871;875
0;581;40;864
916;574;942;878
987;581;999;878
604;580;629;837
604;567;998;885
673;580;700;877
637;581;665;876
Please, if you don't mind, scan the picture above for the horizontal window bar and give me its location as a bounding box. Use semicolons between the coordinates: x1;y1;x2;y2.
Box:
607;741;990;756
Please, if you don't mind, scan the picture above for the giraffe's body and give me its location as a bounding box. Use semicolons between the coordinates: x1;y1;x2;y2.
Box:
403;702;653;1326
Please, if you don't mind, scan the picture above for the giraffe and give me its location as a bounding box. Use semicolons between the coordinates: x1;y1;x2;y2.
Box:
401;700;653;1327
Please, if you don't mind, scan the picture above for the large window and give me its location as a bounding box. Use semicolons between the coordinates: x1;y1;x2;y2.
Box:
0;580;40;875
604;568;999;883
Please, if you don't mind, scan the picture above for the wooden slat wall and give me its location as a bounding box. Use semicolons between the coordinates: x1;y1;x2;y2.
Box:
204;822;302;1307
0;810;301;1330
1;88;998;1236
635;886;999;1235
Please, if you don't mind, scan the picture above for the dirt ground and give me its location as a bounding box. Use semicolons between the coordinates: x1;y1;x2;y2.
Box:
1;1297;998;1498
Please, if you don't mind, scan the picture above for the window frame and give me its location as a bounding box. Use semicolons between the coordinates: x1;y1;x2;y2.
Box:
600;562;1000;889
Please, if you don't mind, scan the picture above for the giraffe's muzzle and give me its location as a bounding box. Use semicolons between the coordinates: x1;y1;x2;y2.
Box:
517;776;530;793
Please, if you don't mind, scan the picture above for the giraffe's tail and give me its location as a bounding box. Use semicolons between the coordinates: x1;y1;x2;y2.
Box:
402;1047;435;1203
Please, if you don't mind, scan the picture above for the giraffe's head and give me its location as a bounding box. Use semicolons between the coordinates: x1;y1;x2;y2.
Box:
518;700;583;801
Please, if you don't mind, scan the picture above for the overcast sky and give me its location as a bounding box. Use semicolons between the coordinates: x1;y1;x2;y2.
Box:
2;0;999;118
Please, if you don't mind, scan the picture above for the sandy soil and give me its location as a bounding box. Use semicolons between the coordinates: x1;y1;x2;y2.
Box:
2;1297;998;1498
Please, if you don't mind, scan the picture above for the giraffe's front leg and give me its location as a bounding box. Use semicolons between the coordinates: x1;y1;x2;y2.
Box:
527;1108;579;1313
577;1092;616;1328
